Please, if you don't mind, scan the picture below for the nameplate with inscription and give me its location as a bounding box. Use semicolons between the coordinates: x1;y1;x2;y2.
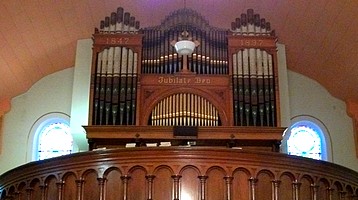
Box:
140;75;229;86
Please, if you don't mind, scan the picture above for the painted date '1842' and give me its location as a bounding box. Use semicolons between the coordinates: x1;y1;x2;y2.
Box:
105;37;130;45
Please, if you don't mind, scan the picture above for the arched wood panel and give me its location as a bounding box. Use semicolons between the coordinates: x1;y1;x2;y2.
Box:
206;167;226;200
300;176;313;200
45;175;57;200
232;168;250;200
82;170;100;200
104;168;123;200
331;181;343;200
317;178;330;200
278;173;294;200
180;166;200;200
29;179;41;200
62;173;77;200
18;182;26;200
127;167;146;200
256;170;274;200
153;166;173;200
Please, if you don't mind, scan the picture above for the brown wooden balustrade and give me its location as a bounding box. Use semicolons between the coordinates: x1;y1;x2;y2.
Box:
1;147;358;200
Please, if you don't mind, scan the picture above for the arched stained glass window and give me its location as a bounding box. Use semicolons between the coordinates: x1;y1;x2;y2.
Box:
29;113;74;161
283;116;331;161
287;123;321;160
37;121;73;160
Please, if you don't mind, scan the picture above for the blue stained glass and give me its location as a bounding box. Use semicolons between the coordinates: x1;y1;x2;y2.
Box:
287;125;322;160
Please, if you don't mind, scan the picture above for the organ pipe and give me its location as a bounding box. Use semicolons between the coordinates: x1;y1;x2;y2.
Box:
150;93;221;126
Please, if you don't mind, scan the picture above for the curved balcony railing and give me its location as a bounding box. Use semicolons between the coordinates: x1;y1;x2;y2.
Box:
1;147;358;200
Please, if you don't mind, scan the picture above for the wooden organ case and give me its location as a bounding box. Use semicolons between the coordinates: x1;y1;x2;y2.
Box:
85;8;285;151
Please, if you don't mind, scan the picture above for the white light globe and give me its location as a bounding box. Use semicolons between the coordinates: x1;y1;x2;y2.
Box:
174;40;195;55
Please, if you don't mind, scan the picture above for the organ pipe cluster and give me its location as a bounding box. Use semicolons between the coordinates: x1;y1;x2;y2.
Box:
95;7;140;34
231;9;277;126
141;8;228;75
92;7;140;125
150;93;220;126
230;9;275;36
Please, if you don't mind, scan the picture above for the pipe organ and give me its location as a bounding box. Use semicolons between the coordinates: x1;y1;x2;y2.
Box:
87;7;284;150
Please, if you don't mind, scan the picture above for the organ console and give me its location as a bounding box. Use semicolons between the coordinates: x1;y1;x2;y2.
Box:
86;7;284;150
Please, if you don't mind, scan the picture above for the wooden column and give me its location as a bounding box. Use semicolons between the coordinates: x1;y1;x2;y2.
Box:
146;175;155;200
224;176;233;200
121;175;131;200
75;179;84;200
26;188;33;200
56;181;64;200
310;184;319;200
198;176;208;200
339;191;346;200
172;175;182;200
327;188;334;200
40;185;46;200
97;178;105;200
272;180;280;200
292;181;301;200
249;177;258;200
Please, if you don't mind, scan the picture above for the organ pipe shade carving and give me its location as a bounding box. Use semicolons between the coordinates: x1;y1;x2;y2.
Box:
149;93;221;126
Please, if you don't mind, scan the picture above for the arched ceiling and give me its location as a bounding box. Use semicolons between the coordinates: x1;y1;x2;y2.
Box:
1;0;358;116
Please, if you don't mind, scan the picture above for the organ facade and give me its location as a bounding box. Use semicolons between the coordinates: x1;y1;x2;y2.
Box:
86;7;284;150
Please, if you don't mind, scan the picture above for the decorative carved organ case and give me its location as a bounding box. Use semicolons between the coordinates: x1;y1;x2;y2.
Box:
87;7;283;150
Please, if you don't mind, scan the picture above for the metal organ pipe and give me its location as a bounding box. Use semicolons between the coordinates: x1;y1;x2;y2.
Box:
150;94;220;126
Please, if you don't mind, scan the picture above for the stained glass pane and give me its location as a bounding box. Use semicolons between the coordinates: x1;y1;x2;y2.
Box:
287;124;322;160
38;122;73;160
